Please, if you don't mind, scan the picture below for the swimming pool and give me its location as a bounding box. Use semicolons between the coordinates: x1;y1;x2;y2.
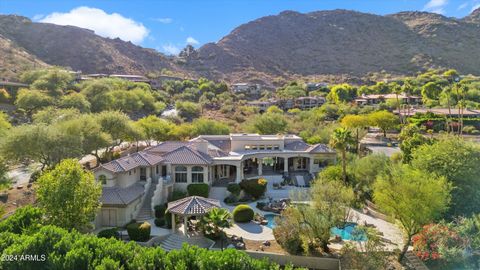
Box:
330;222;367;241
264;214;278;229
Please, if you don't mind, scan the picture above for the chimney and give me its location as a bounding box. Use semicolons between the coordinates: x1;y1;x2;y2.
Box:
191;138;209;154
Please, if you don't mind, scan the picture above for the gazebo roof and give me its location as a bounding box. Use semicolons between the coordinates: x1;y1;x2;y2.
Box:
167;196;221;216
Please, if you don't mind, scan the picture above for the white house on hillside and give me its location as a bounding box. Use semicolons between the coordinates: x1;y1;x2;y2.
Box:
92;134;336;228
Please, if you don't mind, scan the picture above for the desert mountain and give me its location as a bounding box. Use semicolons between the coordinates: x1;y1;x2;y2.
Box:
0;15;181;79
1;9;480;83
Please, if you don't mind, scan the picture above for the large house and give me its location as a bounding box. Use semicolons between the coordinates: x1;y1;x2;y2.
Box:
354;93;422;106
92;134;336;228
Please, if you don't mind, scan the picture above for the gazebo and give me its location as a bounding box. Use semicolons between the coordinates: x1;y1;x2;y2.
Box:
166;196;221;236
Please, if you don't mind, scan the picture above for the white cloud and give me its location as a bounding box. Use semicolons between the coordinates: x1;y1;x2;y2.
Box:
458;2;469;10
186;36;199;45
40;6;149;44
32;14;44;21
423;0;448;14
153;17;172;24
162;44;180;55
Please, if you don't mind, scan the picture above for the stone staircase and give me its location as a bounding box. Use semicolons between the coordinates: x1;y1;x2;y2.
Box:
159;233;214;252
404;251;429;270
136;179;158;221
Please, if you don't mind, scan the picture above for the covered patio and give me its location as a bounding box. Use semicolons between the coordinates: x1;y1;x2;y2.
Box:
166;196;221;236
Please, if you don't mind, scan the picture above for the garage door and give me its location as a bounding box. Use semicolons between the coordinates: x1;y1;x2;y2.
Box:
101;209;117;227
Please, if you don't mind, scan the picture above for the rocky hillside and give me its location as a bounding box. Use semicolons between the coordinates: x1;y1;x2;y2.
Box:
0;15;181;79
0;34;48;80
186;8;480;82
1;9;480;83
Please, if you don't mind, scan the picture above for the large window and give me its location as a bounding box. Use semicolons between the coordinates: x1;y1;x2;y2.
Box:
175;166;187;183
191;166;204;183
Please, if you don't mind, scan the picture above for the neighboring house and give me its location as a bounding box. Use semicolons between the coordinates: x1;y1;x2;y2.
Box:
399;108;480;118
92;134;336;228
306;82;328;91
354;93;422;106
149;75;186;89
248;97;325;112
294;96;326;110
247;100;277;113
231;83;261;95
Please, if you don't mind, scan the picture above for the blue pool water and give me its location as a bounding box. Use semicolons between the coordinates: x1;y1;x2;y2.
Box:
264;214;278;229
330;223;367;241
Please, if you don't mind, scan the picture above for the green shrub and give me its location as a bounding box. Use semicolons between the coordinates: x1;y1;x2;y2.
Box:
0;206;43;234
168;190;187;202
97;228;119;239
232;204;254;223
223;194;238;204
227;183;241;196
126;222;151;242
187;183;209;197
154;218;165;227
154;205;166;218
165;212;172;229
239;178;267;199
0;223;289;269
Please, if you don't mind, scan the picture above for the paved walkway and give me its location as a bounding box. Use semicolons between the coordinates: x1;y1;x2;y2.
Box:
224;221;275;240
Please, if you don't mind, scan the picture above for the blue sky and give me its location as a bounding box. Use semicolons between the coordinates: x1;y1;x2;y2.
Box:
1;0;479;54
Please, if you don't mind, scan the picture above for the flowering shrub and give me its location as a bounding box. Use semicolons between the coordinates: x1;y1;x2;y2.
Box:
412;223;462;261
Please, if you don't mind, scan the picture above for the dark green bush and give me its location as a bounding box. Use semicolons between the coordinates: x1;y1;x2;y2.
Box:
227;183;241;196
154;218;165;227
239;178;267;199
154;205;166;218
187;183;209;197
126;222;151;242
97;228;119;239
168;190;187;202
165;212;172;229
223;194;238;204
232;204;254;223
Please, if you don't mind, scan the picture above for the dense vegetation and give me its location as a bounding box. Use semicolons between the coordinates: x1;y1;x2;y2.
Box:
0;207;299;270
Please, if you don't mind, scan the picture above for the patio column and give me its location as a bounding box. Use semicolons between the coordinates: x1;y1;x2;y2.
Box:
258;158;263;176
236;164;242;183
283;157;288;173
183;216;188;236
171;213;175;233
309;158;314;173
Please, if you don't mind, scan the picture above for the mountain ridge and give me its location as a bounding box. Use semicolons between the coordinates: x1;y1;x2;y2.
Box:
1;8;480;83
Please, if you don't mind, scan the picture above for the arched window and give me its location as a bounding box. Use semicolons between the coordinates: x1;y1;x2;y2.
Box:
175;166;187;183
191;166;204;183
98;175;107;185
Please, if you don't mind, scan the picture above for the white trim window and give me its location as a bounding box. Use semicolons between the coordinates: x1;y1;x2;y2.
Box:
191;166;204;183
175;166;187;183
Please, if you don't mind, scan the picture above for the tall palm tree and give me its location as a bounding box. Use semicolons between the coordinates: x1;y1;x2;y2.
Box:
329;128;354;183
199;208;232;240
390;82;403;125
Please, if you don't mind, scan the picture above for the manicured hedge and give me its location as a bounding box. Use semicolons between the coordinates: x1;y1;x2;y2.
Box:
187;183;209;197
232;204;255;223
97;228;119;239
227;183;241;196
154;218;165;227
154;204;166;218
126;222;151;242
239;178;267;199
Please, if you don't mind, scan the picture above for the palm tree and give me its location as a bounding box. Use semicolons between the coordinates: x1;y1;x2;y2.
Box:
329;128;354;183
199;208;232;241
390;82;403;125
